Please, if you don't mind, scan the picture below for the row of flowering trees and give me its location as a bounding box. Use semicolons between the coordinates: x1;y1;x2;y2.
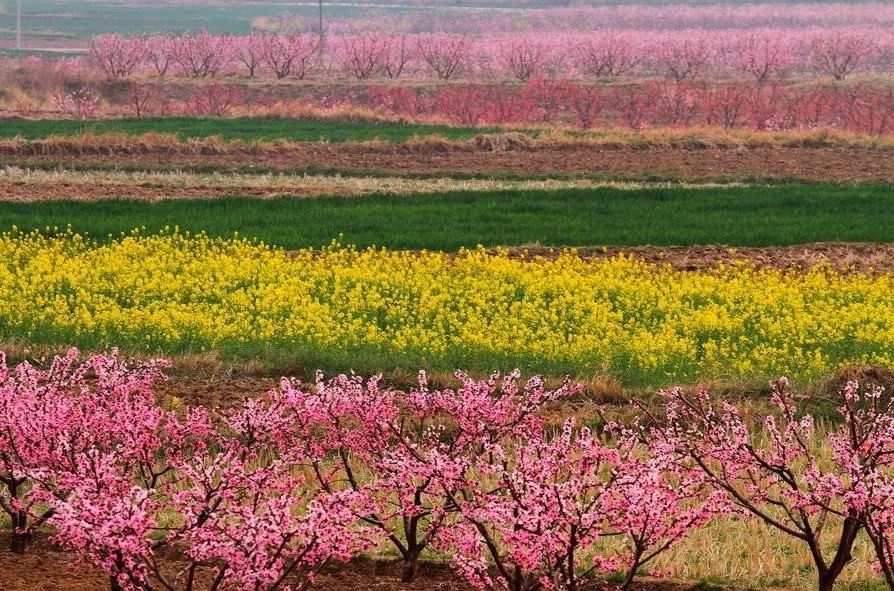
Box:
86;30;893;82
6;350;894;591
50;79;894;136
366;80;894;134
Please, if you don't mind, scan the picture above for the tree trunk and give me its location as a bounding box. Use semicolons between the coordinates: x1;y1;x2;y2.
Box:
818;571;836;591
401;548;420;583
9;510;31;553
816;516;861;591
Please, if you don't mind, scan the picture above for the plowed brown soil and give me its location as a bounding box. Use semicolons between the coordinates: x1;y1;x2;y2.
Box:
0;183;324;202
3;146;893;183
501;243;894;274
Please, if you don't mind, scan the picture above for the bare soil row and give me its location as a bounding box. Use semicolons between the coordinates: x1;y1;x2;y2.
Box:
2;145;892;183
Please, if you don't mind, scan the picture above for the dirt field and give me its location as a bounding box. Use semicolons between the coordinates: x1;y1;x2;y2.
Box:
502;243;894;274
2;145;892;183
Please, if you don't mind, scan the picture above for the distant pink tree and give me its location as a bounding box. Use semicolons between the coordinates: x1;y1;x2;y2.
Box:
145;34;177;77
172;30;236;78
415;34;473;80
381;33;414;79
124;82;165;118
523;78;575;123
652;36;714;83
574;33;642;77
337;33;389;79
52;88;101;120
261;33;319;79
184;83;247;117
728;34;795;84
235;31;268;78
567;83;603;129
809;33;876;80
499;36;553;81
698;83;748;128
433;84;494;125
88;34;145;79
648;81;700;127
611;86;654;130
835;84;894;137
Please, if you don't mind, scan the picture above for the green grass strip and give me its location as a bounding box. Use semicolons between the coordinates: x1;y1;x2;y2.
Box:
0;117;491;143
6;184;894;249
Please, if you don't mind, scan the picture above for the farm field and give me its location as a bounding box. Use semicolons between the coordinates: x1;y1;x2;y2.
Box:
0;117;490;142
3;2;894;591
0;184;893;249
3;134;894;183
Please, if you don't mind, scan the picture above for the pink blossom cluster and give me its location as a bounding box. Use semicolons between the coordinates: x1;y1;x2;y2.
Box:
7;350;894;591
84;29;893;82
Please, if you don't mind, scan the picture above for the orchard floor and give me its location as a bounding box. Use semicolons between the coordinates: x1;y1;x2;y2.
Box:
2;145;893;183
0;541;697;591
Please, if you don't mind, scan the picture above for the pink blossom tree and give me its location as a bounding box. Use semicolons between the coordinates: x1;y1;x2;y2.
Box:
268;370;576;583
727;34;795;84
821;381;894;589
698;83;747;129
172;30;236;78
567;83;603;129
184;83;247;117
124;82;166;118
235;31;268;78
439;418;718;591
51;88;101;121
0;349;166;553
646;379;863;591
574;33;642;78
261;33;319;80
145;34;178;77
38;387;379;591
381;34;414;79
415;34;473;80
337;33;389;79
88;34;146;79
652;36;714;83
498;36;553;81
809;33;876;81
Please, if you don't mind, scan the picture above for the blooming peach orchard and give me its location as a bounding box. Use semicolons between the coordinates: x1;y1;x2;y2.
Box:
4;350;894;591
85;30;890;82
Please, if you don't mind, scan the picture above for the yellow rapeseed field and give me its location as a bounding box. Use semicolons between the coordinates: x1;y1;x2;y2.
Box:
2;231;892;385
